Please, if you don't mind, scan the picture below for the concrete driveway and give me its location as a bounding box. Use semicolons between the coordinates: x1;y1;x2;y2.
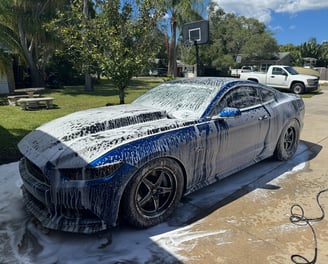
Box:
173;86;328;263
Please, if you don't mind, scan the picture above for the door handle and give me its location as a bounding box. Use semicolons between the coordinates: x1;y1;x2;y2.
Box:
258;115;269;120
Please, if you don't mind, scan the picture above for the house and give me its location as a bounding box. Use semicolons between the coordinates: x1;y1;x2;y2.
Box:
242;52;293;72
0;44;10;94
0;74;9;94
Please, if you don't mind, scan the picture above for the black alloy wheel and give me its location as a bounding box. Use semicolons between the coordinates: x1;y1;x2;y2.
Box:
122;158;184;228
274;119;300;161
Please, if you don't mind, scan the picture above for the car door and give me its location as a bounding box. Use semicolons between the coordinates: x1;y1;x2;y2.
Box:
267;67;289;88
204;85;271;180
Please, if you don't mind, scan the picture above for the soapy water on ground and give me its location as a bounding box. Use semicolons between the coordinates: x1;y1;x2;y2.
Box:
0;142;311;264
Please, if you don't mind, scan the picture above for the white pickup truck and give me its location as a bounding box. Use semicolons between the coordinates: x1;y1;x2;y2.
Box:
230;66;256;77
239;65;319;94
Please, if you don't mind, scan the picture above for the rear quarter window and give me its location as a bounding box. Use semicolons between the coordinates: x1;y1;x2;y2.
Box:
261;89;276;104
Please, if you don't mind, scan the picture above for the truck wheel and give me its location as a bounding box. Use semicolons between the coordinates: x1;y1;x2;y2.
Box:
291;83;305;94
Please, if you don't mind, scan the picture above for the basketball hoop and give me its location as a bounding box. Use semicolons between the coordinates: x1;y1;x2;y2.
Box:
182;20;209;77
182;20;209;46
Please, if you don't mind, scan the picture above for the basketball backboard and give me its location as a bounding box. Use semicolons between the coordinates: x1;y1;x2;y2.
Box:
182;20;209;45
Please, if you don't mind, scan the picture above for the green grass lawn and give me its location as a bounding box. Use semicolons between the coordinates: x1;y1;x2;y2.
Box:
0;78;163;164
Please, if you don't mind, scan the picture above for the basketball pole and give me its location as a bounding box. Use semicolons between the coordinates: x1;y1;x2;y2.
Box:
194;41;200;77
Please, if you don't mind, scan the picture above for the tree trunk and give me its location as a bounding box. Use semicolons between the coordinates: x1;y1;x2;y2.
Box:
17;16;44;87
119;87;125;104
28;59;44;87
6;61;15;93
168;17;177;77
84;73;93;91
82;0;94;92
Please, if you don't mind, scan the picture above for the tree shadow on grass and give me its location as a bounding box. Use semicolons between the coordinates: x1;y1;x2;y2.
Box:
0;126;25;164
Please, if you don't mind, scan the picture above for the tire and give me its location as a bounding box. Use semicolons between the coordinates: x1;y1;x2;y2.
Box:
291;83;305;94
274;119;300;161
122;158;184;228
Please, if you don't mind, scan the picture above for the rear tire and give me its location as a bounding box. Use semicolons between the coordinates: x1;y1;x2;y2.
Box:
122;158;184;228
274;119;300;161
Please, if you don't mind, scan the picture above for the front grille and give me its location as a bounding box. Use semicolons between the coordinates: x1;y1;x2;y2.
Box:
308;79;319;86
25;158;49;184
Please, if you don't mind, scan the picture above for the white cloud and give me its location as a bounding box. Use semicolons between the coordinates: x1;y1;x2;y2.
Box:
268;25;284;32
213;0;328;23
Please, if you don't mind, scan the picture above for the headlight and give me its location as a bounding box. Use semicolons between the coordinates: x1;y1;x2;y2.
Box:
307;79;317;85
60;162;123;181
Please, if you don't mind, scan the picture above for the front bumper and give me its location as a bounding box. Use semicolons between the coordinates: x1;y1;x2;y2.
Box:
22;187;107;233
305;79;319;91
19;158;120;233
305;85;319;92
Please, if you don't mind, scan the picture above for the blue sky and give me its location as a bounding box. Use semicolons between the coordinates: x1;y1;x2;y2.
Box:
213;0;328;45
268;9;328;45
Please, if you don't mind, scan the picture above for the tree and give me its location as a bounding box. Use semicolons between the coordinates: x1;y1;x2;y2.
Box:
279;44;302;66
159;0;205;77
202;3;278;70
49;0;162;103
239;18;278;61
0;22;22;92
280;38;328;67
298;38;328;67
299;38;322;59
320;41;328;67
96;0;162;103
0;0;66;88
47;0;96;91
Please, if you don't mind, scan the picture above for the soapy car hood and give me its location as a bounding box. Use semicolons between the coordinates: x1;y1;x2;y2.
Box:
18;104;190;169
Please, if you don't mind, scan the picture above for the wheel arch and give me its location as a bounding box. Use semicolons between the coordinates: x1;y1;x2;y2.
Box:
248;78;259;83
168;156;188;194
290;80;305;87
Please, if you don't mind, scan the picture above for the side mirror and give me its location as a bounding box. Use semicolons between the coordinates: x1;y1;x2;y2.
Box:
212;107;241;120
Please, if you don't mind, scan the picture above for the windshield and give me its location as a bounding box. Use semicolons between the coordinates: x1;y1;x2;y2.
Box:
132;82;219;119
284;66;299;75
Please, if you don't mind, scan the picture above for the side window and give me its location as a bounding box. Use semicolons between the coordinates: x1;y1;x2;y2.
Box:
210;86;262;116
260;89;276;104
227;86;261;108
272;67;285;75
272;67;280;75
